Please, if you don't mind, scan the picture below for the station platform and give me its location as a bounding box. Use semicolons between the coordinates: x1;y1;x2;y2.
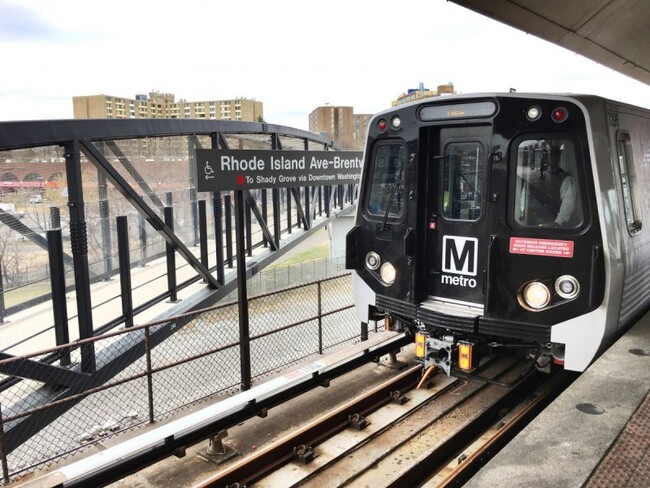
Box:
466;311;650;487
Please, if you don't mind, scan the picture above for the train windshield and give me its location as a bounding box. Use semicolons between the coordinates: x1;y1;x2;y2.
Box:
514;137;584;227
365;143;406;218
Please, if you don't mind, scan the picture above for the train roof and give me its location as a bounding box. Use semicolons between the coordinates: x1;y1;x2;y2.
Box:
371;92;642;120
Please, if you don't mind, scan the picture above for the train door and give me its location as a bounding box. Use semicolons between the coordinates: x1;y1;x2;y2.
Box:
425;126;492;307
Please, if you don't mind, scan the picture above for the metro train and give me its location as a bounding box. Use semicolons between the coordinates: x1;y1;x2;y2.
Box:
346;93;650;374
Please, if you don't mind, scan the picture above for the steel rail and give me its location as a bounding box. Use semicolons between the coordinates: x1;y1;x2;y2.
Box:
434;371;577;487
194;364;424;487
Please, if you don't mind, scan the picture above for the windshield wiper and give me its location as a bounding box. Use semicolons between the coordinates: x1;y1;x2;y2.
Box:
381;167;402;231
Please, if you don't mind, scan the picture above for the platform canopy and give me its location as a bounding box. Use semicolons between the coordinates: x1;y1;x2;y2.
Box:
451;0;650;85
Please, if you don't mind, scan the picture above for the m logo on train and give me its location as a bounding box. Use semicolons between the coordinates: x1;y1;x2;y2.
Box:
441;236;478;288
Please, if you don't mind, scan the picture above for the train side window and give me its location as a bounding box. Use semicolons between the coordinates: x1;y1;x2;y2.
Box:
513;137;584;228
365;143;406;219
442;142;483;220
616;132;641;234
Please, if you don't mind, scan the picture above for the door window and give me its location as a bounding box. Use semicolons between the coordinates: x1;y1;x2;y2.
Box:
442;142;483;220
616;132;641;234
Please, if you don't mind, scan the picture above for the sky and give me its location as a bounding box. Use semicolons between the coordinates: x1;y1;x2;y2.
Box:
2;0;650;131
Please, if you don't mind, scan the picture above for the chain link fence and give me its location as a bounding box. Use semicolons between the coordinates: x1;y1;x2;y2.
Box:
0;272;386;484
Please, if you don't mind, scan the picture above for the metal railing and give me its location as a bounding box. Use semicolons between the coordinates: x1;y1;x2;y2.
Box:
0;272;381;483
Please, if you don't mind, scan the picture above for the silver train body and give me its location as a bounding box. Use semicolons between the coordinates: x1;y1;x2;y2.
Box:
346;93;650;373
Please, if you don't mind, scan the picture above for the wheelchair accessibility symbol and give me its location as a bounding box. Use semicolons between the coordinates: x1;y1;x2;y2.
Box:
204;161;215;180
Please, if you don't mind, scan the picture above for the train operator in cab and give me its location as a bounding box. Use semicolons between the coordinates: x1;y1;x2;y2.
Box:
551;161;577;226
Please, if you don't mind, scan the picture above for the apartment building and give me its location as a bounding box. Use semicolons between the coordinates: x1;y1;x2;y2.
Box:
391;82;456;106
308;105;371;150
73;91;263;122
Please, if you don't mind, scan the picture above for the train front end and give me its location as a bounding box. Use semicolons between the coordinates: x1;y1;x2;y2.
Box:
346;94;605;374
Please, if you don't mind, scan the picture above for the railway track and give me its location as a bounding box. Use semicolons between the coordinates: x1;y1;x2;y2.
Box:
193;355;573;487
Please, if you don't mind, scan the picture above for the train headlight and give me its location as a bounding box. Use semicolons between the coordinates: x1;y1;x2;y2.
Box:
391;116;402;129
555;275;580;299
365;252;381;271
380;262;396;285
521;282;551;310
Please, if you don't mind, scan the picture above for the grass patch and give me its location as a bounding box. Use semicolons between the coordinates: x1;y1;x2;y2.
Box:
3;283;51;308
267;241;329;270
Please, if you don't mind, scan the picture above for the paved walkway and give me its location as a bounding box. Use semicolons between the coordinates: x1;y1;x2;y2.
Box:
0;226;333;357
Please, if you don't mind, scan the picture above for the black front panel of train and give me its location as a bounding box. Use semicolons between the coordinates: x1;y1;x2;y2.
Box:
416;98;605;329
350;96;605;340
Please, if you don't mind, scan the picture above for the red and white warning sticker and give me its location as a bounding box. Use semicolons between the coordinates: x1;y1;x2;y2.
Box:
509;237;574;258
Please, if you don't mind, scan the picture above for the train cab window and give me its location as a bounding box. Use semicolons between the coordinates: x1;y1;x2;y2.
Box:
442;142;483;220
365;143;406;218
616;132;642;234
514;137;584;228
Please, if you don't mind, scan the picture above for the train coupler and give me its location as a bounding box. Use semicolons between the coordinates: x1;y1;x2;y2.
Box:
415;332;479;376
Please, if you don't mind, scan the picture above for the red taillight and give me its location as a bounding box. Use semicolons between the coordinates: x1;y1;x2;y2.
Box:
377;119;388;132
551;107;569;123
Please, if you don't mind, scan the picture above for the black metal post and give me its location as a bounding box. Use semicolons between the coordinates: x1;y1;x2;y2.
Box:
213;192;225;285
199;200;208;281
325;186;331;218
261;189;268;247
224;193;233;268
164;206;178;302
304;186;311;230
317;281;323;354
245;196;252;257
98;170;112;281
190;188;199;246
64;140;96;373
287;188;292;233
49;206;61;230
272;188;281;247
117;216;134;328
318;186;323;216
48;229;71;364
144;326;155;424
361;321;369;341
139;212;148;267
234;190;251;391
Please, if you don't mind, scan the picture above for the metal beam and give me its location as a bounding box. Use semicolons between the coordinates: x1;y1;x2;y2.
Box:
0;209;82;276
79;140;221;289
243;190;278;251
0;353;88;387
105;141;166;210
290;187;309;230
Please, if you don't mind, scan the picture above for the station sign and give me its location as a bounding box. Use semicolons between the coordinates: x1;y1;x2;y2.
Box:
195;149;363;192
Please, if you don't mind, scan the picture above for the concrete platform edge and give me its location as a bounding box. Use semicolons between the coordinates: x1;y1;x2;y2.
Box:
466;312;650;488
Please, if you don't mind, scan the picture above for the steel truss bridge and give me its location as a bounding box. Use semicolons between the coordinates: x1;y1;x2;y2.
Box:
0;119;368;483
